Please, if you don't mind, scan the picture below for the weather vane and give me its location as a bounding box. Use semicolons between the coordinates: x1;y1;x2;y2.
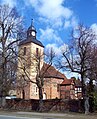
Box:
31;19;33;26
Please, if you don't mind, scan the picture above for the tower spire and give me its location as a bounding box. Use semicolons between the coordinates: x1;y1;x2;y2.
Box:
27;19;37;38
31;19;33;26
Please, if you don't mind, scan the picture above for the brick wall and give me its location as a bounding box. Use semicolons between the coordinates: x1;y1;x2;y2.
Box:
5;99;84;112
43;78;63;99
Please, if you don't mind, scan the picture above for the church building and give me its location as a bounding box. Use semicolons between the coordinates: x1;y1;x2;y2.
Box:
16;21;65;100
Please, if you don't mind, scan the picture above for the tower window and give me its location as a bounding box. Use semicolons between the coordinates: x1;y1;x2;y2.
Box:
57;84;60;92
23;47;26;55
36;48;38;57
36;87;38;92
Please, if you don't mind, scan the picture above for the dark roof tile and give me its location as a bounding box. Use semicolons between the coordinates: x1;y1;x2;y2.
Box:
19;36;44;47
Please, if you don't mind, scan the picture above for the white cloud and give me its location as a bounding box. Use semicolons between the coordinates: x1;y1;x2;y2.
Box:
91;23;97;35
64;20;71;28
46;44;61;55
23;0;74;28
39;0;72;20
27;0;72;19
45;43;68;56
90;23;97;43
64;17;78;29
1;0;17;7
71;17;78;28
39;27;63;44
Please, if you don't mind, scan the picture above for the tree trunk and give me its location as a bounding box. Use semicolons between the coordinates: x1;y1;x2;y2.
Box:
38;87;44;112
81;74;85;98
85;96;89;114
88;80;94;112
81;74;90;114
0;96;6;108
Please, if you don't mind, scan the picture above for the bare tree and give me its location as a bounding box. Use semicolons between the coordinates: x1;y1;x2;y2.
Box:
59;24;96;114
0;4;23;107
86;45;97;112
87;46;97;81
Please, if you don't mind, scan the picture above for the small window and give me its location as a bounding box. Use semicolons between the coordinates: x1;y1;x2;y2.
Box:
75;88;77;91
75;90;77;93
57;84;60;92
23;47;26;55
36;87;38;92
36;48;39;57
78;88;80;91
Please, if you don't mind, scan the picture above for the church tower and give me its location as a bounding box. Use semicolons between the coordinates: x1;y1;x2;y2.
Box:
17;20;44;99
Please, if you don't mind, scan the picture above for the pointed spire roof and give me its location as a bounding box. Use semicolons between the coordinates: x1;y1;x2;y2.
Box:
27;19;36;32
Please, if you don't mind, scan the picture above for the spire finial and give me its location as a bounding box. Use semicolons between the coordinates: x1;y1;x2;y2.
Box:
31;19;33;26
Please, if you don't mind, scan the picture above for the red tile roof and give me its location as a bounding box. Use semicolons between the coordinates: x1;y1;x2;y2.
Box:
40;63;67;80
61;79;72;85
61;77;82;86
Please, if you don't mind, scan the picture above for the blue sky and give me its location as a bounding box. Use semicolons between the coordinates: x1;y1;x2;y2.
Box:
0;0;97;49
0;0;97;78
